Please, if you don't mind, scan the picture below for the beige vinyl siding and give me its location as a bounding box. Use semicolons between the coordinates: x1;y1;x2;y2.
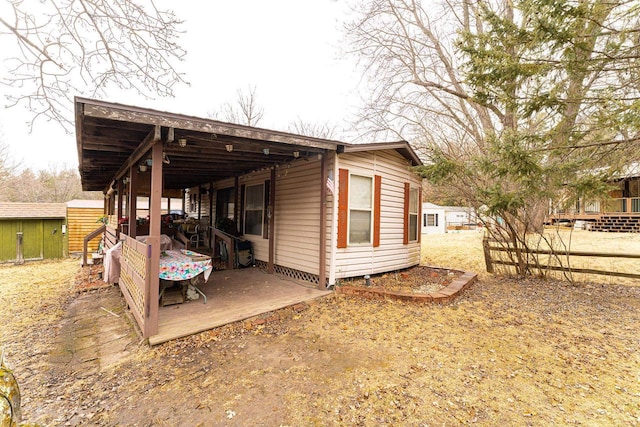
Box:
324;153;336;277
67;207;104;252
273;158;322;274
334;150;421;279
229;158;324;275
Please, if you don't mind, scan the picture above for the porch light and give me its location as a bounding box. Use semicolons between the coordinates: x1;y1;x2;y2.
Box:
263;148;270;155
162;152;170;164
225;144;233;152
178;137;187;147
293;151;300;158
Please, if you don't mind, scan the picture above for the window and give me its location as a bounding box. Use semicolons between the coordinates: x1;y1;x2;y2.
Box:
349;174;372;244
216;187;235;222
409;188;418;241
244;183;264;236
426;213;438;227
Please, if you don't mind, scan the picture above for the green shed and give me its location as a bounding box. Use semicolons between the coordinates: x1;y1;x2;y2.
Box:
0;203;67;263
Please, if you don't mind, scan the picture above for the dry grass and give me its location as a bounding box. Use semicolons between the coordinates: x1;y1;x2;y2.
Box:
422;230;487;276
0;259;77;346
423;229;640;285
2;235;640;426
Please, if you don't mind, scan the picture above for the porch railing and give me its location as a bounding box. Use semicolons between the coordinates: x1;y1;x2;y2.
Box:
82;224;106;266
603;197;640;214
553;197;640;217
118;234;150;334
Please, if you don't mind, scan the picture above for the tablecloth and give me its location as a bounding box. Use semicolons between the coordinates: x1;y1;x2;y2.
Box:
159;249;213;282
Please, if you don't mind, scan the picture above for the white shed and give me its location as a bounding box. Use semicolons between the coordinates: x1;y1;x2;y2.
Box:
421;202;446;234
422;203;477;234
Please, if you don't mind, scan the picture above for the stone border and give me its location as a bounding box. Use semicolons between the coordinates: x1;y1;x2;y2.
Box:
335;266;478;304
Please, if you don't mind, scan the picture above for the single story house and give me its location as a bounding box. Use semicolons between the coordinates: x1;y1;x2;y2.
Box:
422;203;477;234
75;97;423;340
0;203;67;262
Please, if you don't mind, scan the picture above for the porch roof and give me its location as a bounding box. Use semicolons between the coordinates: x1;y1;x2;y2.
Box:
75;97;422;193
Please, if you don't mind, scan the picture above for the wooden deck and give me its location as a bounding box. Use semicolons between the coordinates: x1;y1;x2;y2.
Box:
148;268;331;345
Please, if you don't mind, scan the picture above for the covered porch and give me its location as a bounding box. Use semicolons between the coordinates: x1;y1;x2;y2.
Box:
150;268;330;345
75;97;338;342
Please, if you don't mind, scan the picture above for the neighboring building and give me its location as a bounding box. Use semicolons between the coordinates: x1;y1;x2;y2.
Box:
422;203;446;234
422;203;477;234
66;199;104;253
0;203;67;262
549;165;640;232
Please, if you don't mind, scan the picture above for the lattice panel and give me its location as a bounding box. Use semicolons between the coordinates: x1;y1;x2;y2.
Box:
255;260;320;285
119;268;144;321
122;241;147;280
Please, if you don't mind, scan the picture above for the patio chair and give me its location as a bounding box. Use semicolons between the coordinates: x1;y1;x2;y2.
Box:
189;224;207;249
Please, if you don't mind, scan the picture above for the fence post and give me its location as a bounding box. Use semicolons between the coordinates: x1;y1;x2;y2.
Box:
15;232;24;265
482;237;494;274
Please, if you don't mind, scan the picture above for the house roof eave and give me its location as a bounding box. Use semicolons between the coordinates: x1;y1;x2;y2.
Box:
340;141;423;166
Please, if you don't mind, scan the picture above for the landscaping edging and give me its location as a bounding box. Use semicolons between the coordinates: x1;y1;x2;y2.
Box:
335;266;478;304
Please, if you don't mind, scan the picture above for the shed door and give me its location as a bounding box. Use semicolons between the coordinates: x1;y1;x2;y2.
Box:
0;220;19;262
21;219;44;260
42;219;64;259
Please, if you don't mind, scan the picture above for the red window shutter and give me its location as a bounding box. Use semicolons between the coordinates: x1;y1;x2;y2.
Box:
337;168;349;248
373;175;381;247
417;186;422;244
403;182;410;245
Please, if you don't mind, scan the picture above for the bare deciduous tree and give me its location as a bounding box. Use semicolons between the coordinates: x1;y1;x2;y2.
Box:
288;119;338;139
211;85;265;127
0;0;187;130
3;164;100;202
0;139;21;199
347;0;640;278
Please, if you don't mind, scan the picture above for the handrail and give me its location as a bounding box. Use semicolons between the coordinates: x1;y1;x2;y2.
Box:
82;224;106;266
213;228;235;270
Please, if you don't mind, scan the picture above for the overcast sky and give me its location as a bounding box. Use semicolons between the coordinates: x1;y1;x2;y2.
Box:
0;1;363;171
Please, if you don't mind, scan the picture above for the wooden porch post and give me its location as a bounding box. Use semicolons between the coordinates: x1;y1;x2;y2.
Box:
268;167;276;274
117;179;123;238
319;152;327;288
145;142;163;338
208;182;214;248
128;166;138;238
234;175;240;225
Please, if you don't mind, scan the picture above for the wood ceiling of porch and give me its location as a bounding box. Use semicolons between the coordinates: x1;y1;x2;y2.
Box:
75;98;339;193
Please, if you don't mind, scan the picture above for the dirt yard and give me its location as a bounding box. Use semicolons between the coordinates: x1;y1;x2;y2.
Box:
1;231;640;426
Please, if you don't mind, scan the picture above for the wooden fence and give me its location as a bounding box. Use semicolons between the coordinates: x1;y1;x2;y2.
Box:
483;238;640;280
